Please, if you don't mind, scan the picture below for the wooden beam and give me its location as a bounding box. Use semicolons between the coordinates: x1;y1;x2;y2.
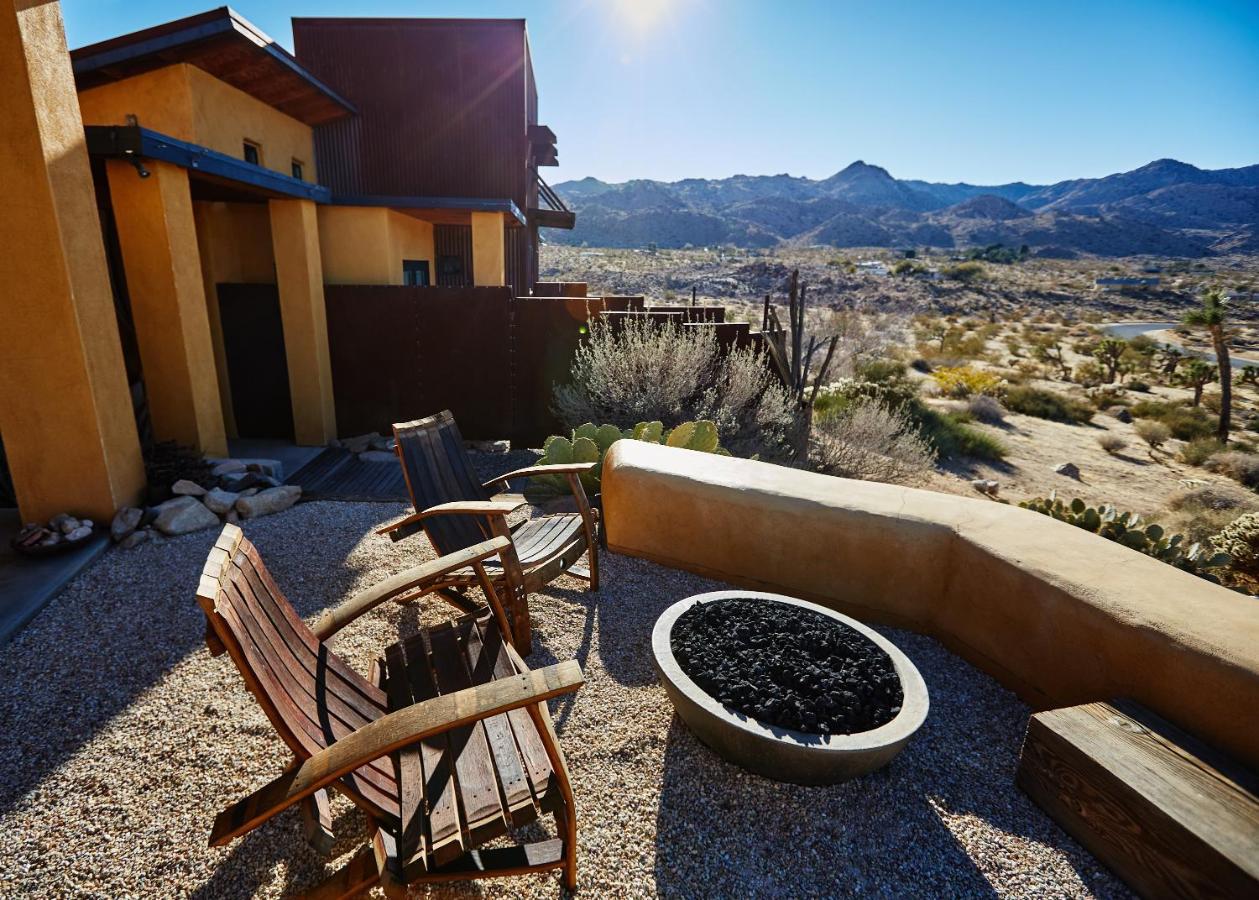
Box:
1017;700;1259;899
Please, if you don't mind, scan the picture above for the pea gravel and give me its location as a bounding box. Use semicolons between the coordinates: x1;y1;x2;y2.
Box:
0;500;1130;899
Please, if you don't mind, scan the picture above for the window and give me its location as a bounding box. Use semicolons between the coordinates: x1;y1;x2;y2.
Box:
402;260;431;287
291;159;304;181
242;140;260;165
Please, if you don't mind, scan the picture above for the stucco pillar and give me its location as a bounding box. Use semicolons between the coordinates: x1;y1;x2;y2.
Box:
107;159;228;456
0;0;145;523
470;211;506;287
268;198;336;445
192;202;239;439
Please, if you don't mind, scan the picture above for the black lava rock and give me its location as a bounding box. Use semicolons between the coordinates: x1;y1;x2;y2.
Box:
671;598;903;736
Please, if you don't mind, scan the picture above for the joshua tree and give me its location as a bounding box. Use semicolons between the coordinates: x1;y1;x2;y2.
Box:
1092;337;1128;384
1157;346;1184;377
1184;288;1233;441
1180;359;1217;407
1241;366;1259;387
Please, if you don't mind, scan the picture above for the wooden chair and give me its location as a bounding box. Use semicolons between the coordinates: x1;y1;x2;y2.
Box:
380;410;600;650
197;523;584;898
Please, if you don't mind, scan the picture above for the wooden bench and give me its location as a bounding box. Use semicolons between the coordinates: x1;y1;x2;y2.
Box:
1017;699;1259;899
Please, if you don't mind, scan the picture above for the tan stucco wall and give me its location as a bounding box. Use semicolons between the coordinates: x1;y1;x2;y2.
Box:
471;210;506;286
78;62;315;180
317;206;435;285
269;198;335;444
0;0;145;522
601;441;1259;769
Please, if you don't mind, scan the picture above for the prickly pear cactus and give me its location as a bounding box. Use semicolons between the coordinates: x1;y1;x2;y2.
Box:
1019;492;1231;582
525;419;725;502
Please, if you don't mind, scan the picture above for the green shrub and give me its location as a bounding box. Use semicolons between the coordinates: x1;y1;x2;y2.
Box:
1128;380;1152;393
1135;420;1171;450
856;358;908;384
931;365;1003;398
1004;386;1094;424
916;407;1006;460
942;261;986;283
1206;451;1259;490
1129;400;1218;441
1180;437;1225;467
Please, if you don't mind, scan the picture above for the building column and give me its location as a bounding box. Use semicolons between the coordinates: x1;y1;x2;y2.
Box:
470;211;506;287
0;0;145;523
268;198;336;445
192;202;239;440
107;159;228;456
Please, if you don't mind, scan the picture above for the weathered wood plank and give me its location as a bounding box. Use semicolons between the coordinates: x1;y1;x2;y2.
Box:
1017;700;1259;900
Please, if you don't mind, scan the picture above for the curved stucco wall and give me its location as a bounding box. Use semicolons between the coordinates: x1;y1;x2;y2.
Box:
601;441;1259;768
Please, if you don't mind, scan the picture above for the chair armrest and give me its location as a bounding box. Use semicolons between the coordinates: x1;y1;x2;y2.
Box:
375;500;526;540
482;462;596;490
208;660;584;846
312;536;513;640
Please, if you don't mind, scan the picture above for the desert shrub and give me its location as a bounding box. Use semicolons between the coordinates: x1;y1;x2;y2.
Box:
856;358;908;384
1004;386;1094;424
1129;400;1218;441
931;365;1003;398
1180;437;1225;467
968;394;1007;424
1089;386;1130;410
1206;451;1259;490
916;407;1007;460
1128;380;1152;393
1212;512;1259;580
811;401;936;485
1072;359;1105;387
554;316;799;461
812;377;919;421
909;357;932;373
1097;433;1128;455
943;261;985;283
1159;488;1258;546
1135;420;1171;450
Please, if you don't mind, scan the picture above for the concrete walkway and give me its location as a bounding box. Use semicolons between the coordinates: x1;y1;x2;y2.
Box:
0;509;108;647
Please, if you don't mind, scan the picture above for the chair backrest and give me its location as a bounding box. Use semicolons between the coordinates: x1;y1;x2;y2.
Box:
197;524;399;818
393;410;491;555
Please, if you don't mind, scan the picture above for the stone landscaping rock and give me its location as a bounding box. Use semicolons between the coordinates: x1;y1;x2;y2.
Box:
139;506;160;528
235;485;301;519
357;450;396;463
49;513;74;532
56;516;81;535
1054;462;1081;479
171;479;207;497
210;460;246;477
219;472;266;492
1107;406;1133;423
119;529;151;550
202;488;240;516
468;439;510;454
971;479;1000;497
153;496;220;536
225;510;241;525
65;525;93;542
239;488;259;498
342;432;380;454
111;507;143;543
369;436;396;452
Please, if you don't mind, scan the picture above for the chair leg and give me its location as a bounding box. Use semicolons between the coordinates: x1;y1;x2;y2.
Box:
585;542;599;593
300;788;335;855
555;801;578;890
297;845;380;900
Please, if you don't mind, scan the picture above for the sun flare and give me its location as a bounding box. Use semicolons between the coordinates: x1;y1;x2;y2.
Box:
612;0;674;34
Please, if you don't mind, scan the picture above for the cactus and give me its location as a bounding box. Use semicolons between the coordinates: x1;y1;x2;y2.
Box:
1019;492;1231;582
525;420;725;502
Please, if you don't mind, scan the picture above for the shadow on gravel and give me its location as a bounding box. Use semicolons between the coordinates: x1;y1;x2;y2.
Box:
651;627;1131;898
0;506;392;822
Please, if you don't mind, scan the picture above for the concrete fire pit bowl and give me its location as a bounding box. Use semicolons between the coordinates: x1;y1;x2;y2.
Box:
652;590;929;785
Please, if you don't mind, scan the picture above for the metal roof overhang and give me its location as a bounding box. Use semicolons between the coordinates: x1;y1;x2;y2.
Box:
85;125;331;203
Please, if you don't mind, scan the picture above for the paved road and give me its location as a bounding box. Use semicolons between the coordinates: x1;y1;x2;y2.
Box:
1102;321;1258;371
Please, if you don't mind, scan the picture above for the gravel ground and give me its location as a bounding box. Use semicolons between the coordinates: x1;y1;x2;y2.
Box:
0;500;1129;899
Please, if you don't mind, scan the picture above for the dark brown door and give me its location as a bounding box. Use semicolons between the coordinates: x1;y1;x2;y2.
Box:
217;283;295;440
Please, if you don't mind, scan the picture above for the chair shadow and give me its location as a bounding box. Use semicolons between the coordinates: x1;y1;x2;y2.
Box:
651;626;1131;898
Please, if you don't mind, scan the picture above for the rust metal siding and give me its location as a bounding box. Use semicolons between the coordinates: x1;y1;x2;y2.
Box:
292;19;530;210
434;225;473;287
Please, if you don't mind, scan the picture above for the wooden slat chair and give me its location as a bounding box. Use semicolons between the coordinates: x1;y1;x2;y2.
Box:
197;524;584;898
380;411;600;650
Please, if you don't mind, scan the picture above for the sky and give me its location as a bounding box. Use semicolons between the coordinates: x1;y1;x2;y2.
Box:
63;0;1259;187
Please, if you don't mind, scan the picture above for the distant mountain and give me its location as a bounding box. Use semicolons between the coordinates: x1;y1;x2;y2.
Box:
551;159;1258;257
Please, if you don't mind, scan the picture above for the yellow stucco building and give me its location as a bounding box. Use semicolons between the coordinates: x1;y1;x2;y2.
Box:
0;4;567;524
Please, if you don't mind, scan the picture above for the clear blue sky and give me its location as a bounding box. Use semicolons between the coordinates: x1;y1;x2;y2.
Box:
63;0;1259;187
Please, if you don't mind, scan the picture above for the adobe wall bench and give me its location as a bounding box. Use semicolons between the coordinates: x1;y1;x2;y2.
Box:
601;440;1259;772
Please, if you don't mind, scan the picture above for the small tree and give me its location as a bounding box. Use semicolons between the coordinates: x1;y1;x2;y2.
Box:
1157;346;1184;377
1092;338;1127;384
1184;288;1233;441
1180;359;1217;407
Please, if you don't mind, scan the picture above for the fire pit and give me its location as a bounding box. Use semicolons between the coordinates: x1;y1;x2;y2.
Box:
652;590;929;784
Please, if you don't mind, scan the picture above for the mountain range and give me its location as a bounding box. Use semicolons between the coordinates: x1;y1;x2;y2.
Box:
550;159;1259;257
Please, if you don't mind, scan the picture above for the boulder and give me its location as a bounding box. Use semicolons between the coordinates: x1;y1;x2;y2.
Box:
236;485;301;519
111;506;143;543
153;496;220;536
203;488;240;516
358;450;396;463
1107;406;1133;424
468;439;510;454
56;516;81;535
1054;462;1081;479
120;529;151;550
219;471;266;492
971;479;1000;497
171;479;207;497
210;460;246;477
65;524;93;542
342;432;381;454
369;436;396;452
